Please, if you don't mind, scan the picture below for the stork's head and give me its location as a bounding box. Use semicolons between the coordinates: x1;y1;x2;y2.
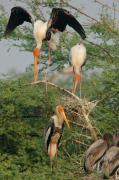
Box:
56;105;70;128
103;133;113;147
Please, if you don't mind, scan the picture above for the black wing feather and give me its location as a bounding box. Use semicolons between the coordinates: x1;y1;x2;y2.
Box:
5;6;32;35
49;8;86;39
45;118;54;152
66;13;86;39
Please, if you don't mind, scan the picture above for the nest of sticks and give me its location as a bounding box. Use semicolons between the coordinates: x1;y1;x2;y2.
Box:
30;80;99;141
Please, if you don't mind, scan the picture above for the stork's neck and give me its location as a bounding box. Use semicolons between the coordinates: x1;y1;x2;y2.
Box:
33;20;48;49
54;114;64;128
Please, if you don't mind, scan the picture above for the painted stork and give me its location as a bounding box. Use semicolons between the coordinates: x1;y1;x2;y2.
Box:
102;146;119;179
84;133;113;174
45;105;70;169
5;7;86;82
70;43;86;96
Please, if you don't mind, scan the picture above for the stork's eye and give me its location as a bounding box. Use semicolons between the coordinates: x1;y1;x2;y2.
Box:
45;30;51;41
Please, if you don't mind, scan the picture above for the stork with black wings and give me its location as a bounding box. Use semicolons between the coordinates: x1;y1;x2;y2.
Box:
5;7;86;82
4;6;58;82
45;105;70;170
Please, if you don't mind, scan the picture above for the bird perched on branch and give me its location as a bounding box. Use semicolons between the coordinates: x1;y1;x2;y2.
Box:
45;105;70;169
5;6;86;82
70;42;86;96
84;133;113;174
101;146;119;179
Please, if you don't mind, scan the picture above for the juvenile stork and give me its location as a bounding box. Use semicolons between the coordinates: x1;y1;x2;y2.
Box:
45;105;70;169
102;146;119;179
5;7;86;82
70;43;86;96
84;133;113;174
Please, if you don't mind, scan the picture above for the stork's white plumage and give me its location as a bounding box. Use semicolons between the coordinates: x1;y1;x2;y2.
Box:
70;43;86;96
33;20;48;49
45;105;70;169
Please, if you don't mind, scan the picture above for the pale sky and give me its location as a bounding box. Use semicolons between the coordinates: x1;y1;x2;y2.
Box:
0;0;118;75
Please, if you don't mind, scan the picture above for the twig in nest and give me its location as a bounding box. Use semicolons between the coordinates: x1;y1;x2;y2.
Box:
69;120;87;129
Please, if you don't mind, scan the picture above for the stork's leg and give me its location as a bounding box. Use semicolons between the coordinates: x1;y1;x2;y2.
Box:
72;74;80;94
55;144;58;168
72;68;75;93
79;71;82;98
33;48;40;82
44;42;52;83
48;42;52;65
49;144;53;171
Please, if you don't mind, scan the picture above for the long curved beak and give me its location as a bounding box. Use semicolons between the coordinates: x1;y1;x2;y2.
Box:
61;111;70;128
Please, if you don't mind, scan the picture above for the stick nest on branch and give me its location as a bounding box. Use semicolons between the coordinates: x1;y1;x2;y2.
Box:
29;80;99;141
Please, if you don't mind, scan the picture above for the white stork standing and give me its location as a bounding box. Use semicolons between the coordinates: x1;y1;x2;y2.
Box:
70;43;86;96
84;133;113;174
45;105;70;169
5;7;86;82
101;146;119;179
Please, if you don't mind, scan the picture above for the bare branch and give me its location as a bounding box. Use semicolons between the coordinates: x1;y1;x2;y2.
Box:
86;40;113;61
95;0;119;13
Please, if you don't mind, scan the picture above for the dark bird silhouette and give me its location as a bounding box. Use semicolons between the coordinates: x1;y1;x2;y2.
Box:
84;133;113;174
45;105;70;169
